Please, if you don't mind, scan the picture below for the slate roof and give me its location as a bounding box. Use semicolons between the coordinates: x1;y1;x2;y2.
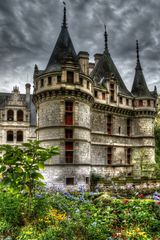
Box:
44;6;78;73
90;26;132;96
131;40;153;99
90;50;132;96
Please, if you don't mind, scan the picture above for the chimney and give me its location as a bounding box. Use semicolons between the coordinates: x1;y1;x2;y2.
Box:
78;51;89;75
25;83;31;108
94;53;103;65
89;62;95;74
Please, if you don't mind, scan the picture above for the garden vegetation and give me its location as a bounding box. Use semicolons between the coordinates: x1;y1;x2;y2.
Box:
0;140;160;239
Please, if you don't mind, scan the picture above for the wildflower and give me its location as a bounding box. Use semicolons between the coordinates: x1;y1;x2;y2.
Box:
153;195;160;201
35;194;43;199
79;196;84;201
138;193;145;198
91;221;97;227
75;209;80;213
154;191;160;196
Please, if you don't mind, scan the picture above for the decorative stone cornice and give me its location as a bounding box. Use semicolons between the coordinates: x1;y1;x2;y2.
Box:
33;88;94;106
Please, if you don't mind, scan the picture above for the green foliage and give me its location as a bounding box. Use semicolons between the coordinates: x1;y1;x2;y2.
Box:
155;126;160;166
0;190;160;239
0;188;22;226
0;140;59;193
0;140;59;217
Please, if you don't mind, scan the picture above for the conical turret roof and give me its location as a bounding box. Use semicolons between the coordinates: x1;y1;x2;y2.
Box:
131;40;153;98
90;27;131;96
45;4;78;73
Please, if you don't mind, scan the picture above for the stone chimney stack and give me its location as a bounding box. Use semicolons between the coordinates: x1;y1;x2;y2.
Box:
94;53;103;65
25;83;31;108
78;51;89;75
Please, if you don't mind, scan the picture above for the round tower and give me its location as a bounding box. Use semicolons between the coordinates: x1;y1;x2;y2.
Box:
131;40;157;177
33;4;94;189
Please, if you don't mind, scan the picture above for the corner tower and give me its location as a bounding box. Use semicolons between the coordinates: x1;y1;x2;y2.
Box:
131;40;157;177
33;4;94;188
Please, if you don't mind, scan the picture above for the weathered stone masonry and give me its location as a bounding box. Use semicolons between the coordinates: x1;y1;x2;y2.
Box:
33;6;157;188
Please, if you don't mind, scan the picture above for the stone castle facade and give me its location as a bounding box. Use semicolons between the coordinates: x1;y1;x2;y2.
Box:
0;6;157;188
32;6;157;188
0;84;36;146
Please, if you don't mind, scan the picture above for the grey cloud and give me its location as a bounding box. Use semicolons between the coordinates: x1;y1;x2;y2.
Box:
0;0;159;93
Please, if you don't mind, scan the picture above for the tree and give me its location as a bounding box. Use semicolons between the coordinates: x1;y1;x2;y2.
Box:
0;140;59;217
155;126;160;166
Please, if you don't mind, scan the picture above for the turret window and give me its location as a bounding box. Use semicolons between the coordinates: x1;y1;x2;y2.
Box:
65;129;73;139
147;100;151;107
107;115;112;135
65;142;73;163
17;110;23;121
67;71;74;84
48;77;52;85
7;131;13;142
40;79;44;87
65;102;73;125
139;100;143;107
7;110;14;121
57;75;61;83
102;93;105;100
87;81;90;89
17;131;23;142
127;119;131;136
107;147;112;164
127;148;131;164
126;99;129;105
94;90;98;98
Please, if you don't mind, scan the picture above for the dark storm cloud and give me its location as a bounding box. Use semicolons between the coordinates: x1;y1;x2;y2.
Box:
0;0;159;93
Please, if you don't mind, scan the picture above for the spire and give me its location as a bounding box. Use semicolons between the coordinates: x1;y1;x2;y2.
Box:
62;2;67;28
136;40;142;70
45;2;78;73
131;40;152;98
104;24;108;51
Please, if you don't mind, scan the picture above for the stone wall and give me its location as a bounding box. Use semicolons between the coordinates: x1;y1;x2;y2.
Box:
133;117;154;136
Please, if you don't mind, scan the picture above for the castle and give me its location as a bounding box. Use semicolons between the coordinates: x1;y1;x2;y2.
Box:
0;5;157;188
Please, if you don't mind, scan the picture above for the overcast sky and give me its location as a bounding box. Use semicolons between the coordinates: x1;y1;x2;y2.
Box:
0;0;159;93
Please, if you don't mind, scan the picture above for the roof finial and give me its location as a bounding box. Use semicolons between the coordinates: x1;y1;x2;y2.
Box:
104;24;108;51
136;40;141;69
62;2;67;28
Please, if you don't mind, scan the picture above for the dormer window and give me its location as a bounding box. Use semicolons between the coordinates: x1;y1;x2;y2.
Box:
119;97;123;104
110;83;115;102
126;99;129;106
48;77;52;85
57;75;61;83
110;83;114;89
67;71;74;84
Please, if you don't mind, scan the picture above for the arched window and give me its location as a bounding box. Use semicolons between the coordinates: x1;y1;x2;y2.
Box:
7;131;13;142
17;110;23;121
7;110;14;121
17;131;23;142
